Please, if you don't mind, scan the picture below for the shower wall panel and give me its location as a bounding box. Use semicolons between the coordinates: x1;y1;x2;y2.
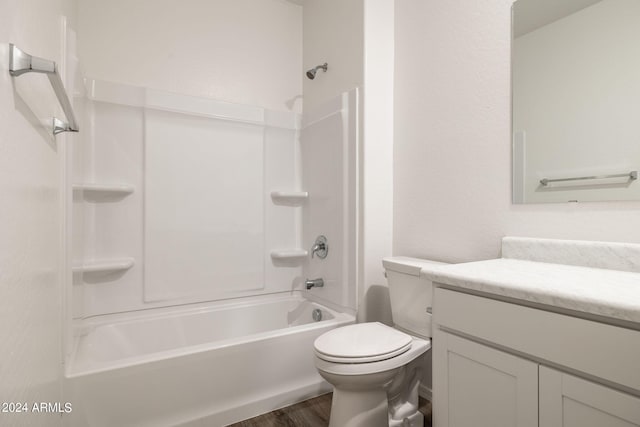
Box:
76;101;145;317
301;89;359;313
144;111;265;301
76;80;302;317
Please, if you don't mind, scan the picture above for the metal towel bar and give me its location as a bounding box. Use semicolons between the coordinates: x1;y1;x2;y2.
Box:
9;43;79;135
540;171;637;186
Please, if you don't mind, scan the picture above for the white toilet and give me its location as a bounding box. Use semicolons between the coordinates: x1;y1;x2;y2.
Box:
313;257;445;427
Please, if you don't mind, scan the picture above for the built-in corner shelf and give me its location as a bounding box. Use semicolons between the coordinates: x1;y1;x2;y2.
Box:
270;249;308;260
270;191;308;206
72;258;135;274
73;183;135;198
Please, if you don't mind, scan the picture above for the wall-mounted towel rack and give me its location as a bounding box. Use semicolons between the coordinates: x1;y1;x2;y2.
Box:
9;44;79;135
540;171;638;186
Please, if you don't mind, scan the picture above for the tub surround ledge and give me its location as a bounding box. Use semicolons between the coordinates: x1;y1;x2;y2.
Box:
421;237;640;325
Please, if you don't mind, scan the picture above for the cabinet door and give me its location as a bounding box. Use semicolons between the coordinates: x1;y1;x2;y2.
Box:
540;366;640;427
433;329;538;427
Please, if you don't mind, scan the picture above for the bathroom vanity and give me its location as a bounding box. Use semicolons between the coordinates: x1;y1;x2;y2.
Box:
424;237;640;427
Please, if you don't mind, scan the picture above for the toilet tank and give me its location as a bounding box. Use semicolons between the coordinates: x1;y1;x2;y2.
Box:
382;257;447;339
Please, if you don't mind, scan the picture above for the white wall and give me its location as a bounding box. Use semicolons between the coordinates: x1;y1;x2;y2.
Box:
394;0;640;265
78;0;303;113
0;0;77;424
514;0;640;203
359;0;395;323
302;0;395;323
302;0;364;111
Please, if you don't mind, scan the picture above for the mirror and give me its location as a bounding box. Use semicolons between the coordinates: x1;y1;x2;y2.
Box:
512;0;640;203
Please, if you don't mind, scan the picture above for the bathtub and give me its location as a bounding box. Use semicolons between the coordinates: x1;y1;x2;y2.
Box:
65;293;354;427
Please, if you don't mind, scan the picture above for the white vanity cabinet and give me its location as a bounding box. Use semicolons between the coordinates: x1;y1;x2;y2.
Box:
432;287;640;427
433;329;538;427
539;366;640;427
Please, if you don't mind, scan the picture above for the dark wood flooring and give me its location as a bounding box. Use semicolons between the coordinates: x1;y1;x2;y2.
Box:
228;393;432;427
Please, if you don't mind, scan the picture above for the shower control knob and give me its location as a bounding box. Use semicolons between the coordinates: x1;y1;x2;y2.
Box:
311;235;328;259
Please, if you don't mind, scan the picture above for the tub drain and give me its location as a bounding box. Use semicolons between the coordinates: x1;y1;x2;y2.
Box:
312;309;323;322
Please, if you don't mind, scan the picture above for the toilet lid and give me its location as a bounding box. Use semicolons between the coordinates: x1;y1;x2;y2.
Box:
314;322;412;363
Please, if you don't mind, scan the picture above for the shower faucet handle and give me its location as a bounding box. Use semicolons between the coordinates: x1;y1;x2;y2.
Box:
311;235;328;259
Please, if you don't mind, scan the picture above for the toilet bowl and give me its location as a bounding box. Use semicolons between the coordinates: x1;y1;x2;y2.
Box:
313;257;446;427
314;322;430;427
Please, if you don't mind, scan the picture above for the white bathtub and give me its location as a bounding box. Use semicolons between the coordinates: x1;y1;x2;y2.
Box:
65;293;354;427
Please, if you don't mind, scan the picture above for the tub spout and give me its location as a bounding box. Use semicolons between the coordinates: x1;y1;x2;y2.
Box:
305;278;324;290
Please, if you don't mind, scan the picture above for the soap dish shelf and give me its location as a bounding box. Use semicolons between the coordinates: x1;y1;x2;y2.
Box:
270;191;308;206
73;183;135;195
270;250;308;260
72;258;135;274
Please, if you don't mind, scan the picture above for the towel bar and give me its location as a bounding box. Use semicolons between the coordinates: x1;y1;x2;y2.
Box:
9;43;79;135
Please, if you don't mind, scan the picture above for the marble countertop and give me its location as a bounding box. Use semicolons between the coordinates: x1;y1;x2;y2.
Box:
421;238;640;325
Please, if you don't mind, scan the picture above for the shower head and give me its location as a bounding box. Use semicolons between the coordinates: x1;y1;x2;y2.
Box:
306;63;328;80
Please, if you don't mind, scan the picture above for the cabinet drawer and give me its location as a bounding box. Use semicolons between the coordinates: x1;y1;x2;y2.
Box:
433;287;640;392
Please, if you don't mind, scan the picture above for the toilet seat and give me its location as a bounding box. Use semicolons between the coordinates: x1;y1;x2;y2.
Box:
314;322;413;363
315;338;431;377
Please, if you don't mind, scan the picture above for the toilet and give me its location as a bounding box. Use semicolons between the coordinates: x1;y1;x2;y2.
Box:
313;257;445;427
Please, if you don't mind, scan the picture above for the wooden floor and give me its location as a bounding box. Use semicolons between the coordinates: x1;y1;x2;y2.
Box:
228;393;432;427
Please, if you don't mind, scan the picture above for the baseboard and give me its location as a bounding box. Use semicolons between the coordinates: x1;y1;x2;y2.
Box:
419;383;432;401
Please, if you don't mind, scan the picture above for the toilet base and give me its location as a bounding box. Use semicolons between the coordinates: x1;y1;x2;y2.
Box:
388;355;424;426
389;410;424;427
329;387;389;427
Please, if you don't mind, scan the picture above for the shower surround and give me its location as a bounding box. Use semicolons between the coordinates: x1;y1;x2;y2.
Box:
73;79;306;316
67;77;359;425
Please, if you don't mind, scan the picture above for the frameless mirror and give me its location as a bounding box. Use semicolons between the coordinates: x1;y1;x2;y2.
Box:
512;0;640;204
